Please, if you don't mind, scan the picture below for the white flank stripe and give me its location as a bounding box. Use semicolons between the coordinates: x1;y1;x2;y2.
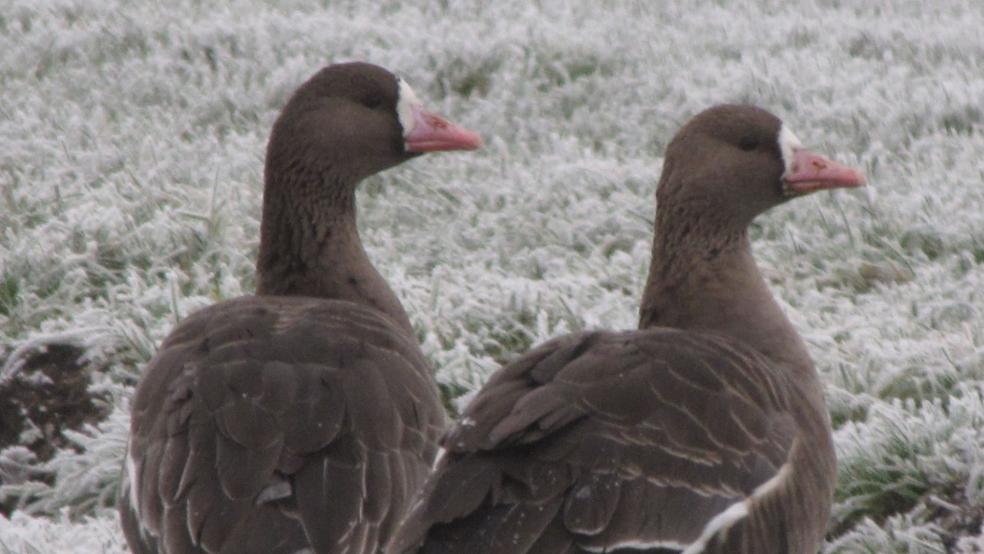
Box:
682;463;792;554
583;539;689;552
752;462;792;498
682;501;749;554
431;446;448;471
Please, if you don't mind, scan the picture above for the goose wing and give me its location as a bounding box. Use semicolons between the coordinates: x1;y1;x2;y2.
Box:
121;296;447;554
389;328;804;553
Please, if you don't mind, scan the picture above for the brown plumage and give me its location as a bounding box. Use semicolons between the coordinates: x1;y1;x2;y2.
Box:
119;62;480;554
388;105;865;554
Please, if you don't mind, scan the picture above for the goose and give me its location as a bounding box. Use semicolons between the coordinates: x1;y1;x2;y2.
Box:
387;104;865;554
119;62;481;554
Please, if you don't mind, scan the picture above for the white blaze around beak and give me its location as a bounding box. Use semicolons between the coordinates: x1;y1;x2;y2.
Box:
778;124;804;176
396;75;482;153
396;78;423;138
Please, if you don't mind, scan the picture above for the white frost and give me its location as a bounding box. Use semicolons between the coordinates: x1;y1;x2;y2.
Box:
2;1;983;553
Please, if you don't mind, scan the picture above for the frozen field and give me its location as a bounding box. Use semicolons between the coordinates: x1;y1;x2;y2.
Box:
2;0;983;552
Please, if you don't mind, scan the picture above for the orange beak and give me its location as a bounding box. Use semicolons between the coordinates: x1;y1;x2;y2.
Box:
782;149;866;195
404;107;482;153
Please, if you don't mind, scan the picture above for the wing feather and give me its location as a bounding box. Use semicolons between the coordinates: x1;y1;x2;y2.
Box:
122;296;447;554
390;327;801;553
293;435;370;552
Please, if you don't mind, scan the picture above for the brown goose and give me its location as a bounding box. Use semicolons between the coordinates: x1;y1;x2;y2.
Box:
387;105;865;554
119;62;480;554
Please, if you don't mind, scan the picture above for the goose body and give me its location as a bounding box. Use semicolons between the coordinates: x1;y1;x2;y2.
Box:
119;62;480;554
388;105;865;554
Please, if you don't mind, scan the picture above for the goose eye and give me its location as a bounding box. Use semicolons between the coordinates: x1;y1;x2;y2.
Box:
362;94;383;109
738;135;759;151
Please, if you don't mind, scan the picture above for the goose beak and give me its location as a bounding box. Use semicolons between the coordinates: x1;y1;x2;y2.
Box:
404;107;482;153
782;149;866;196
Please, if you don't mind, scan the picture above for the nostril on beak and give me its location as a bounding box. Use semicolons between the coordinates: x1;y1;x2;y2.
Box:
426;114;450;130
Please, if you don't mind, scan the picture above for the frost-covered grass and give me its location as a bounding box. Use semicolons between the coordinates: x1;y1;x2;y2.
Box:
1;0;983;551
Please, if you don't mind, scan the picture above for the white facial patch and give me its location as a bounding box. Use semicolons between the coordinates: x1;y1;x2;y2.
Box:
396;77;423;137
125;446;140;517
778;124;803;176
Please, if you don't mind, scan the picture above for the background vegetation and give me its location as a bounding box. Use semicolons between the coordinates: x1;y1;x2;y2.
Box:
1;1;983;551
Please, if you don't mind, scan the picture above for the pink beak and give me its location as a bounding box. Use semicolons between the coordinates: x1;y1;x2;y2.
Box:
782;149;866;195
404;106;482;153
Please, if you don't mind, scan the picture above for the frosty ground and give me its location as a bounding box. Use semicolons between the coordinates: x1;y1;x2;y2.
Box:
1;0;983;552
